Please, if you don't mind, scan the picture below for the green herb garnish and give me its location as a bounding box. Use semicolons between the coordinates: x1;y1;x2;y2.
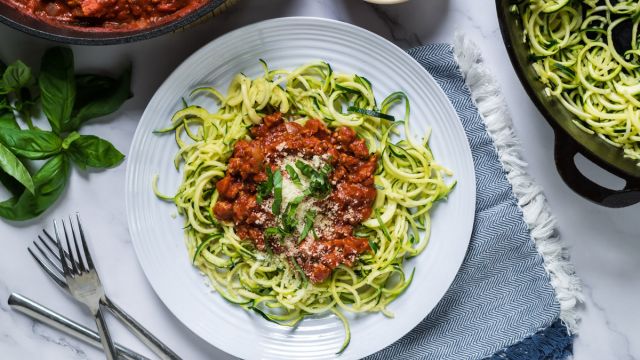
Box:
264;226;286;242
298;210;316;242
294;159;332;198
0;47;131;221
272;170;283;215
282;197;302;234
368;238;378;253
256;166;274;204
285;164;302;187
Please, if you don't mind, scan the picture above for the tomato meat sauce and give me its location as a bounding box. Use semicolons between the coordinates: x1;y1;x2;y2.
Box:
213;113;378;283
5;0;205;29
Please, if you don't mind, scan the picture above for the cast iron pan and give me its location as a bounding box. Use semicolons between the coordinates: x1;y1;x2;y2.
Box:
496;0;640;208
0;0;228;45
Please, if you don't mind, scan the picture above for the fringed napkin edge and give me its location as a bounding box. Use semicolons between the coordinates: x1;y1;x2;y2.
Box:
452;33;583;335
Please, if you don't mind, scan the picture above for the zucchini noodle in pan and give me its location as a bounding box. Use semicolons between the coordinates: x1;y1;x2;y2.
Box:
153;61;455;353
518;0;640;163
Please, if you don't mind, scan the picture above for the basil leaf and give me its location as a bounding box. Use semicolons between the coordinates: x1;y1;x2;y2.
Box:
0;154;69;221
299;210;316;242
0;60;18;129
0;169;24;196
295;160;315;177
0;95;18;130
282;200;301;233
272;170;283;215
39;47;76;134
69;66;132;129
0;128;61;159
256;166;274;204
264;226;285;241
0;142;35;194
2;60;32;92
65;135;124;169
368;239;378;253
0;59;26;195
285;164;302;187
295;160;331;199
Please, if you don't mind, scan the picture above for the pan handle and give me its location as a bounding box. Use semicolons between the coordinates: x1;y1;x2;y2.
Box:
554;132;640;208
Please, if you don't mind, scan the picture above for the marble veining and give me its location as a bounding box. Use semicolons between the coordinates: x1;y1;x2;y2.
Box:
32;322;88;360
368;4;424;48
0;0;638;359
582;285;636;360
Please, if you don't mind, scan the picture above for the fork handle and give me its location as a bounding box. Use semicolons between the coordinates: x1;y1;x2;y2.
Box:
102;296;182;360
95;305;118;360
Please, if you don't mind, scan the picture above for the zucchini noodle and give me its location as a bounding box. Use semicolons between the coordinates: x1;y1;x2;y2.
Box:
518;0;640;163
154;61;455;353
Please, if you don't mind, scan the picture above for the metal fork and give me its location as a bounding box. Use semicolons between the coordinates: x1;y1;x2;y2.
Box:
34;215;117;359
29;214;181;360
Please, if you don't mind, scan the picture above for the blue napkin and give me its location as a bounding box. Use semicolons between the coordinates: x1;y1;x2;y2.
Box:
367;43;578;360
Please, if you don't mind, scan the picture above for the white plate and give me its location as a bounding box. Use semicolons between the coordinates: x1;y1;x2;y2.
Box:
126;17;475;360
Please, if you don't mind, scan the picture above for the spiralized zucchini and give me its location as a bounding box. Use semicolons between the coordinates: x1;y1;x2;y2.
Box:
518;0;640;163
154;61;455;353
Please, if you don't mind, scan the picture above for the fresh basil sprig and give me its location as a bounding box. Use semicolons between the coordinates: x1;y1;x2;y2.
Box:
0;47;132;221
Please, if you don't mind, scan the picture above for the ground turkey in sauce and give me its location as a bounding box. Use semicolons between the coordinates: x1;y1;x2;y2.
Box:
213;113;378;283
5;0;205;29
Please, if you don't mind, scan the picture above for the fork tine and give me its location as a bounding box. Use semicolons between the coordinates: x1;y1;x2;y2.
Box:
43;230;81;269
69;216;87;272
75;213;94;270
53;220;70;277
28;247;68;290
61;219;78;275
33;239;64;276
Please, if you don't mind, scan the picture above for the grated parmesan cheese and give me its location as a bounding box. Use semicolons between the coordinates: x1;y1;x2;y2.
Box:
281;175;303;205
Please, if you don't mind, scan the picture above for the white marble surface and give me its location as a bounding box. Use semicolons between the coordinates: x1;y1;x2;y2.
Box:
0;1;638;359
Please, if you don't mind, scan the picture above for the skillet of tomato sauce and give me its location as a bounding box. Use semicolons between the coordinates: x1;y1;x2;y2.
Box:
3;0;207;30
213;113;378;283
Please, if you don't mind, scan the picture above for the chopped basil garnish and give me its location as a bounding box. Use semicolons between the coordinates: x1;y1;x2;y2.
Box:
282;199;301;233
298;210;316;242
256;166;274;204
272;170;283;215
264;226;286;242
295;159;315;176
285;164;302;187
368;238;378;253
294;159;332;199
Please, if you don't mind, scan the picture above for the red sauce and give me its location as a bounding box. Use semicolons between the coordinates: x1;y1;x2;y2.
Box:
214;113;378;283
3;0;206;30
